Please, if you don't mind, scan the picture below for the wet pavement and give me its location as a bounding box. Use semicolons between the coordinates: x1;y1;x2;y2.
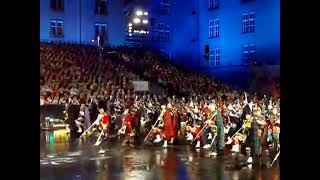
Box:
40;130;280;180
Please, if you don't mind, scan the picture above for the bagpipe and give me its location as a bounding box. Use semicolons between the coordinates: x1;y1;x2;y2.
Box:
243;119;252;129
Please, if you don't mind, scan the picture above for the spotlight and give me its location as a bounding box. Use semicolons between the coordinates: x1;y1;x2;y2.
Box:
146;31;149;34
128;23;132;26
142;20;148;24
144;12;148;15
133;18;141;24
91;40;94;42
128;29;132;32
129;33;132;36
129;26;132;30
136;11;143;16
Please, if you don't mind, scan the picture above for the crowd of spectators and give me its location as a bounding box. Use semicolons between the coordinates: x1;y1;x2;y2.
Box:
40;42;279;106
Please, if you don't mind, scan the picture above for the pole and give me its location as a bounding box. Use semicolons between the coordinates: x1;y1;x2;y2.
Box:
143;116;160;142
224;126;244;145
271;151;280;166
190;124;207;144
74;121;96;143
210;133;217;147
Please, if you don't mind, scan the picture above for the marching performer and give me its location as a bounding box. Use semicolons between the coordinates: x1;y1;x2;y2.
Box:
247;108;265;161
210;102;225;156
163;102;176;148
93;106;110;147
201;102;216;149
75;105;86;133
142;104;166;144
118;108;135;145
185;102;204;149
267;107;280;152
151;105;166;144
242;114;253;163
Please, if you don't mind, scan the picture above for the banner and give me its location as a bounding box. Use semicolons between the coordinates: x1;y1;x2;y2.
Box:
131;81;149;91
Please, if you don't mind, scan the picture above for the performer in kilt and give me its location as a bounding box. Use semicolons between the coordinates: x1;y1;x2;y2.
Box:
210;102;225;156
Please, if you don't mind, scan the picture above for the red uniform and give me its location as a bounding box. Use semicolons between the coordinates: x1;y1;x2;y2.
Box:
172;110;179;137
102;115;109;124
163;110;174;141
124;114;133;134
99;114;109;131
193;126;202;141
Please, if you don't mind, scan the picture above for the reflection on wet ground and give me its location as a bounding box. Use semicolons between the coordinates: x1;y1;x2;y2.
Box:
40;130;280;180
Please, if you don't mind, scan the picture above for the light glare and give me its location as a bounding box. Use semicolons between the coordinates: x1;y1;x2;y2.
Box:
133;18;141;23
136;11;143;16
142;20;148;24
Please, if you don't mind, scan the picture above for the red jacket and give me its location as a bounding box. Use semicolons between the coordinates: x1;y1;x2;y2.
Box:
102;115;109;125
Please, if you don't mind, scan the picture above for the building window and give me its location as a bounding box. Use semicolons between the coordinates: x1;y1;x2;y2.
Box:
94;24;107;40
242;44;256;64
50;20;64;38
157;23;170;41
249;44;256;62
209;48;220;67
160;0;170;16
242;12;255;33
241;0;255;3
249;12;255;32
95;0;108;16
209;19;219;38
50;0;64;11
208;0;219;10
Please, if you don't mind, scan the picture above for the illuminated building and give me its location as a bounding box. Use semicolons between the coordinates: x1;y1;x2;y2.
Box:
40;0;279;89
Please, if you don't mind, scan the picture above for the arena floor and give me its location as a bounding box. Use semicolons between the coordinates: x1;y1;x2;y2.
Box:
40;130;280;180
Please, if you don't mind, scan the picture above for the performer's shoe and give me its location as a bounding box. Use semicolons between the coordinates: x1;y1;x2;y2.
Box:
99;148;105;154
163;141;168;148
195;141;201;148
169;138;174;144
231;144;240;153
226;137;232;145
203;144;211;149
77;129;82;133
210;152;217;156
247;157;253;163
118;128;125;135
186;133;193;141
208;133;212;140
154;134;162;143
